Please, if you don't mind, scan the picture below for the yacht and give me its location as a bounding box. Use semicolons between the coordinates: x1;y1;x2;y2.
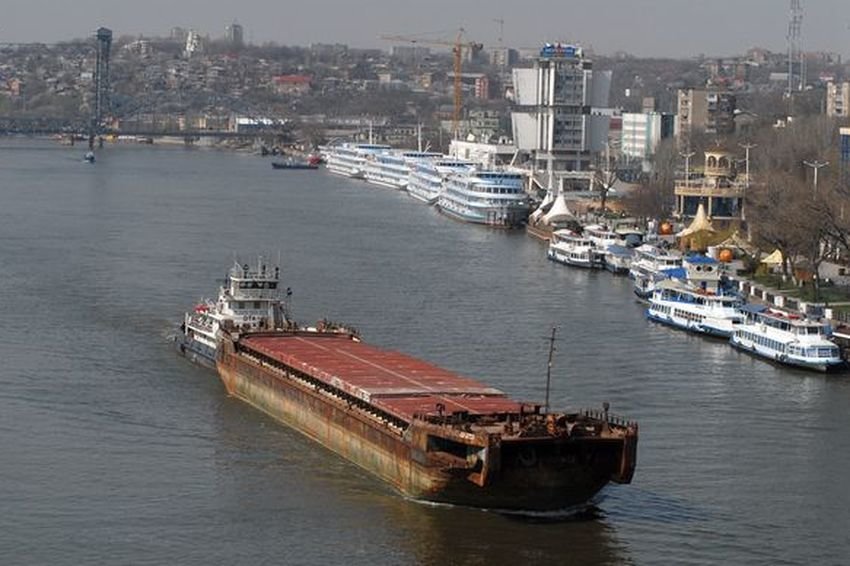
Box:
407;158;476;205
437;170;529;227
646;279;744;337
322;143;391;179
176;259;288;369
730;305;844;372
547;230;603;269
363;150;442;190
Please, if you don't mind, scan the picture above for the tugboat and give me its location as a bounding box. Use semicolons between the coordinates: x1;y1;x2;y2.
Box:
176;258;289;368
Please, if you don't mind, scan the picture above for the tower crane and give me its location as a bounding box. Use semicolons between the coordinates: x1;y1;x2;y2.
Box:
380;29;483;139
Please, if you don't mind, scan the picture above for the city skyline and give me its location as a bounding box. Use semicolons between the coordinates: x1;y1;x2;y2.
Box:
3;0;850;59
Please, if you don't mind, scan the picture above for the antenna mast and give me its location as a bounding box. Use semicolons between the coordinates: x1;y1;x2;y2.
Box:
787;0;803;97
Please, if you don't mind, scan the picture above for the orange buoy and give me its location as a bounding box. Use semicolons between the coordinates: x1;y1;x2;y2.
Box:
718;248;734;263
659;222;674;235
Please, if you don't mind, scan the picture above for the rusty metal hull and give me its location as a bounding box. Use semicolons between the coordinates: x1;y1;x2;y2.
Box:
216;334;637;512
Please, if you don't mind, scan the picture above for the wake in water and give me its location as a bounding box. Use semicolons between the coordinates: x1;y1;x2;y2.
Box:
406;494;604;522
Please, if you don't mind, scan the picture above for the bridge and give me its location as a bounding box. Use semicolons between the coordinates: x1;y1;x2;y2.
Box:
0;31;294;143
0;116;294;141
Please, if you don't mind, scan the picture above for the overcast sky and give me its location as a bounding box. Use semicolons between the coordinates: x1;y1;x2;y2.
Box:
3;0;849;59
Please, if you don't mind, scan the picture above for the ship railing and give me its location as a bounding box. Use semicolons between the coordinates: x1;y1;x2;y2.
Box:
582;408;637;429
186;314;214;330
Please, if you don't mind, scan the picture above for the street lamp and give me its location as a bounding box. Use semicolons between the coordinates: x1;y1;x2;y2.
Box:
679;150;695;188
803;159;828;195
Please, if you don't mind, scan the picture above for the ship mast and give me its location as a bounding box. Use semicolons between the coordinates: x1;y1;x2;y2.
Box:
544;326;557;414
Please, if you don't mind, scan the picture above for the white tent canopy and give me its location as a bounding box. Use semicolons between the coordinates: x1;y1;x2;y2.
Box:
542;193;574;224
530;190;556;222
677;203;714;238
761;249;784;265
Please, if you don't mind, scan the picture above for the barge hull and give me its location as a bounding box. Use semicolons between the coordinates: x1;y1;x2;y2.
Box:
216;333;637;511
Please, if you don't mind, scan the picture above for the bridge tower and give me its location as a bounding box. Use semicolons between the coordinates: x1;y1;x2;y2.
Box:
90;27;112;149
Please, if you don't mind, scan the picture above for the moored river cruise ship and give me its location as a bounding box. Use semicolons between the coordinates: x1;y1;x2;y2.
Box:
363;150;442;190
322;143;391;179
407;158;476;205
437;170;529;227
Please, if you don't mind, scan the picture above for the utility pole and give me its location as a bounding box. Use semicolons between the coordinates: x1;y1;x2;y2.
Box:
803;159;828;195
739;142;757;188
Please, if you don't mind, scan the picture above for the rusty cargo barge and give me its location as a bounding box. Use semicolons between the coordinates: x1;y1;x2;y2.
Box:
216;328;637;512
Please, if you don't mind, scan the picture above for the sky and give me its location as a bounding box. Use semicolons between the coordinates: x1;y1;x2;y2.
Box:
2;0;849;59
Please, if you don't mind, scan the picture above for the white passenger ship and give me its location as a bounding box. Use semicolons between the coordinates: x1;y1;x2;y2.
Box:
730;305;844;372
177;259;288;368
646;280;744;337
363;150;442;190
547;230;603;269
407;158;476;205
437;170;529;227
322;143;391;179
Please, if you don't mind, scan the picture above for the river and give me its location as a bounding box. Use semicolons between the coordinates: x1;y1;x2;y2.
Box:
1;140;848;565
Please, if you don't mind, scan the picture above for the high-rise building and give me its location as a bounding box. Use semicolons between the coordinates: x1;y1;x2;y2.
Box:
225;22;244;47
391;45;430;64
170;27;188;43
620;112;675;165
511;43;612;191
676;88;736;140
826;82;850;117
185;30;205;58
489;47;518;68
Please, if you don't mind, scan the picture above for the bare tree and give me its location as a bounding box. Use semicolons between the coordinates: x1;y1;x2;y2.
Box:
747;171;805;284
592;146;617;213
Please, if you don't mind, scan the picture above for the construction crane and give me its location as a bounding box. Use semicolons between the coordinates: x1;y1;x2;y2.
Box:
380;29;483;139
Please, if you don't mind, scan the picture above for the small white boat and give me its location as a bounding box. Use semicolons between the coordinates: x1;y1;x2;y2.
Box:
630;244;683;299
730;305;845;372
646;279;744;337
603;244;634;275
547;230;603;269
